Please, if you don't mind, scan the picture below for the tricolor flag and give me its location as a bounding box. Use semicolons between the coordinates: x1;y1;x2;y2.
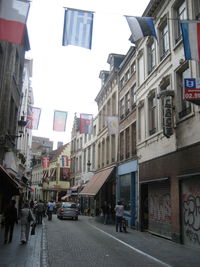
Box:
61;156;69;167
0;0;30;45
80;113;93;134
180;21;200;61
125;16;157;43
62;8;94;49
26;106;41;130
107;116;119;135
53;110;68;132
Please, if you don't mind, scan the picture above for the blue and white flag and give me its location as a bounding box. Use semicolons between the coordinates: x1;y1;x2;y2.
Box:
125;16;157;43
62;8;94;49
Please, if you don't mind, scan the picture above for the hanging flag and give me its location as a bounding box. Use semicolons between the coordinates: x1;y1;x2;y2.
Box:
0;0;30;44
61;156;69;167
53;110;68;132
42;158;49;169
62;8;94;49
26;106;41;130
80;114;93;134
125;16;157;43
180;21;200;61
107;116;119;135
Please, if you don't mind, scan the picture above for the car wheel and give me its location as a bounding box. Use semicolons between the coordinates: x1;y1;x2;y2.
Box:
75;217;78;220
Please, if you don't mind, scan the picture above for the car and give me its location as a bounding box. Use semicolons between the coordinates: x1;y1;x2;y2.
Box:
57;202;79;220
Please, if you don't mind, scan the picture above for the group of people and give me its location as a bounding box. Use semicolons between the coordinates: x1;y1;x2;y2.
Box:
2;199;56;245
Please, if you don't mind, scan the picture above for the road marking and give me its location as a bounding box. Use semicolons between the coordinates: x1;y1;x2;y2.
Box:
88;223;172;267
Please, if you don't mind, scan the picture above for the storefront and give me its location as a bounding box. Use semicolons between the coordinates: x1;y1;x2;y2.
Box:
139;142;200;248
117;160;138;227
79;166;116;217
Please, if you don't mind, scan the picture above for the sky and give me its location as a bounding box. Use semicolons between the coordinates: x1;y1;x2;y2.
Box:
26;0;150;149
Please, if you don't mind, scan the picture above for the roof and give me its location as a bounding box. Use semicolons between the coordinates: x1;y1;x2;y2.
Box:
79;167;115;196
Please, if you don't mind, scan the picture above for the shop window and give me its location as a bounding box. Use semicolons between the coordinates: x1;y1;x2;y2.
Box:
120;174;131;213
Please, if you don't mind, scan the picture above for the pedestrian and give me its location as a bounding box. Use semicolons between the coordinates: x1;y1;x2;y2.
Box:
3;199;18;244
47;200;56;220
20;201;35;244
114;201;124;232
101;201;110;225
29;199;34;209
35;199;45;224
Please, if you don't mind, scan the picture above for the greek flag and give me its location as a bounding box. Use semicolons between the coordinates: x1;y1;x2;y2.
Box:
62;8;94;49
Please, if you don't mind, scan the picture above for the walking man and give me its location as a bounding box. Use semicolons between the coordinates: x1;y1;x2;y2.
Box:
3;199;18;244
114;201;124;232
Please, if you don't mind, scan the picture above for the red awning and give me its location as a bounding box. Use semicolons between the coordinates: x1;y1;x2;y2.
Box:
61;194;70;200
0;165;22;194
79;167;114;196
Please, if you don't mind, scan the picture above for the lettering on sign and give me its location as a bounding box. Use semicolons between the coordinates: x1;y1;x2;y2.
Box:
162;96;173;138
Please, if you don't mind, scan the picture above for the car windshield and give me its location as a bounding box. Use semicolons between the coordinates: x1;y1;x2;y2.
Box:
62;203;76;208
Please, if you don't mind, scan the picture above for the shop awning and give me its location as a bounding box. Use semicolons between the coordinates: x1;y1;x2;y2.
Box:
79;167;114;196
0;165;22;194
61;194;70;200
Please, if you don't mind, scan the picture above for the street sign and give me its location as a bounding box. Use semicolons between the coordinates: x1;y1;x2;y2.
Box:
184;78;200;100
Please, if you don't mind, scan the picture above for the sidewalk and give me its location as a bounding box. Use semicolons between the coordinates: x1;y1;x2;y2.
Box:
88;216;200;267
0;222;47;267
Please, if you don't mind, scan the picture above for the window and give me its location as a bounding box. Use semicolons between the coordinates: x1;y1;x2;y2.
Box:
106;136;110;164
120;174;131;213
174;0;187;43
120;132;124;161
176;64;191;118
138;55;145;86
92;144;95;169
138;101;145;141
120;98;125;120
131;123;136;156
193;0;200;19
147;39;156;74
148;91;157;135
120;77;125;89
159;20;169;60
125;127;130;159
111;135;116;162
102;139;105;167
125;92;130;115
131;62;136;74
131;84;136;109
125;70;130;82
112;93;116;115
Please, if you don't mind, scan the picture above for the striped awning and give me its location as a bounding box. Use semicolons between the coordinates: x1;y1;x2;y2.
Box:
79;167;114;196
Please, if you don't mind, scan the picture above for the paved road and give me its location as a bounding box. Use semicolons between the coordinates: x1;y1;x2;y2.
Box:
45;215;200;267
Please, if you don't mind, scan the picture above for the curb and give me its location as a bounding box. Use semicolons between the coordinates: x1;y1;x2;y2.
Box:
41;221;49;267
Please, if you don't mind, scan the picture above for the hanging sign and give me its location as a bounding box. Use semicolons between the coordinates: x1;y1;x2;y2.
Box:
163;96;173;138
184;78;200;100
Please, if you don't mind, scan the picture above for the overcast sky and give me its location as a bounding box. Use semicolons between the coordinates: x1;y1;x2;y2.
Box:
26;0;150;148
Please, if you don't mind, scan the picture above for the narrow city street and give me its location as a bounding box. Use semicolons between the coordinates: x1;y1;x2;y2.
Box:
1;215;200;266
45;215;200;267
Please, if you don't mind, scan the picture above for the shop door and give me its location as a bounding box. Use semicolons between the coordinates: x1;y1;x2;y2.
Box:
181;177;200;249
148;181;171;238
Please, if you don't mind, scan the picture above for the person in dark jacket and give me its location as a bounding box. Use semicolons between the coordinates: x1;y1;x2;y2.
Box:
3;199;18;244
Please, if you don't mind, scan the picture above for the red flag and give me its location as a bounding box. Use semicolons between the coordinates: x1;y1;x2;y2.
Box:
0;0;30;44
42;158;49;168
53;110;68;132
80;114;92;134
26;106;41;130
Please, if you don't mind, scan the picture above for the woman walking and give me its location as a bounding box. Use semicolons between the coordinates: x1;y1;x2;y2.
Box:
20;201;35;244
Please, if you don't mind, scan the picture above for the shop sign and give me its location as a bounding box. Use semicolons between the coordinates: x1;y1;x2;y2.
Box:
184;78;200;100
163;96;173;138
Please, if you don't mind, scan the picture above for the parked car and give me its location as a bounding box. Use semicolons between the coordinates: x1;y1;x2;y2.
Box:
57;202;79;220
